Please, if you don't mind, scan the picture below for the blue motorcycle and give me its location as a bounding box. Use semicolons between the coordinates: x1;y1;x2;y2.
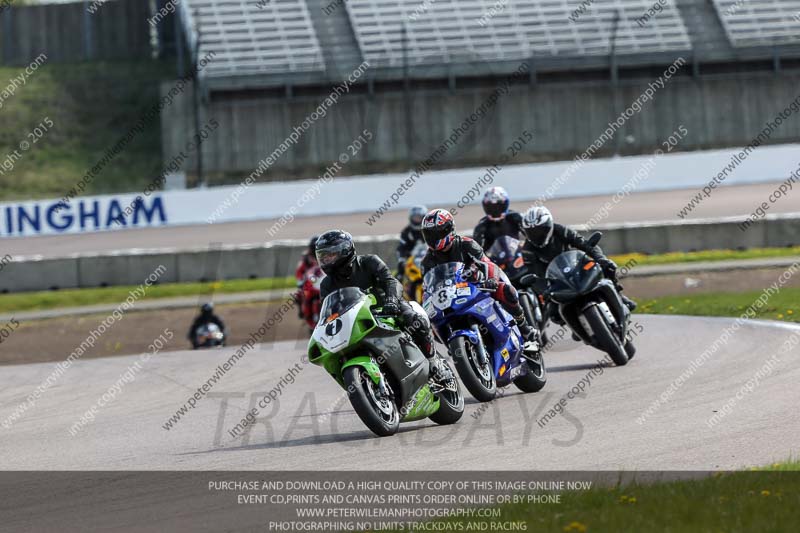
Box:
422;262;547;402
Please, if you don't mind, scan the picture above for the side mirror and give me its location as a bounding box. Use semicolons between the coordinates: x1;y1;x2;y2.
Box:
587;232;602;248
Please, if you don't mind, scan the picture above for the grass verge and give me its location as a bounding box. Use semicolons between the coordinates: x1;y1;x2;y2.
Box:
611;246;800;266
0;277;295;314
392;462;799;533
636;287;800;323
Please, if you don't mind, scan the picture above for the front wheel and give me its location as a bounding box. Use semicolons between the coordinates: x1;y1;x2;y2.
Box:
583;306;628;366
343;366;400;437
428;359;464;425
448;336;496;402
513;351;547;393
521;292;549;347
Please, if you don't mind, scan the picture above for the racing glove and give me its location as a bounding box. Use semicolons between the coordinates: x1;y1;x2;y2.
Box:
481;278;498;291
598;258;617;280
382;297;400;316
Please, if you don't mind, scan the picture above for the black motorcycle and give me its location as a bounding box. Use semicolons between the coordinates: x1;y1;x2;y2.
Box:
487;236;549;347
520;232;635;366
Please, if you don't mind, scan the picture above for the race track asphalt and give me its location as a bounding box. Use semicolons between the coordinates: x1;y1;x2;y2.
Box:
2;315;797;471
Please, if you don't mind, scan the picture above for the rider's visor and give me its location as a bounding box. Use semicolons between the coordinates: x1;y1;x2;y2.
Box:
423;226;450;247
316;242;349;267
524;225;551;247
484;202;506;220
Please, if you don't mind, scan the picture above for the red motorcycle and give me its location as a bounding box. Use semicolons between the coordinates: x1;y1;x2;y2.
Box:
300;265;325;331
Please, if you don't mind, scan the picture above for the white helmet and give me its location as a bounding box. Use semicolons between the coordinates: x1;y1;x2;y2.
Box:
522;206;554;248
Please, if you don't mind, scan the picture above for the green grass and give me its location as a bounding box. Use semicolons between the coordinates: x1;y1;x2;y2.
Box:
636;287;800;323
611;246;800;267
3;246;800;314
0;277;295;314
0;60;172;201
388;462;800;533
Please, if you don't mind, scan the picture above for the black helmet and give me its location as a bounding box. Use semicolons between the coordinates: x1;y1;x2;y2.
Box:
421;209;456;251
315;230;356;276
482;186;510;220
201;303;214;314
408;205;427;230
309;235;319;250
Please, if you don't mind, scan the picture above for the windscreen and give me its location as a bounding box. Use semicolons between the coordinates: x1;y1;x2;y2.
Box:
486;236;519;266
423;262;463;292
319;287;365;321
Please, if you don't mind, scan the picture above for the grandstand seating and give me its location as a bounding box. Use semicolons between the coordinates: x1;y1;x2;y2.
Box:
712;0;800;47
345;0;692;68
181;0;325;78
176;0;800;87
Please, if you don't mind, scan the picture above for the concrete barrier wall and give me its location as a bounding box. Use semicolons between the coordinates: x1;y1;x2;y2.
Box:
161;73;800;176
3;215;799;293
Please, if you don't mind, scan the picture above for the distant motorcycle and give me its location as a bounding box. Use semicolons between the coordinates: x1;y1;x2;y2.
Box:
300;265;325;331
402;242;428;304
521;232;635;366
193;323;226;349
487;236;548;347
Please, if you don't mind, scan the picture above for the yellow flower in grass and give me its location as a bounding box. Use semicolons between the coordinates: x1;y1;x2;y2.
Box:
787;310;794;315
777;314;784;319
563;522;587;533
211;281;223;290
761;490;770;496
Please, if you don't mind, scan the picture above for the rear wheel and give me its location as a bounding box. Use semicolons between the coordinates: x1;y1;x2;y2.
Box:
428;359;464;425
513;350;547;393
583;306;628;366
343;366;399;437
448;336;496;402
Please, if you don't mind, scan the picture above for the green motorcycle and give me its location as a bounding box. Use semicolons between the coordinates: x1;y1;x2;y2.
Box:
307;287;464;437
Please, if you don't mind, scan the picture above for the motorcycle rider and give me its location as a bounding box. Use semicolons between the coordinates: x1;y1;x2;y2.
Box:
187;303;227;348
315;230;451;384
473;187;524;250
396;205;427;278
420;209;540;351
519;206;637;320
294;236;319;319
